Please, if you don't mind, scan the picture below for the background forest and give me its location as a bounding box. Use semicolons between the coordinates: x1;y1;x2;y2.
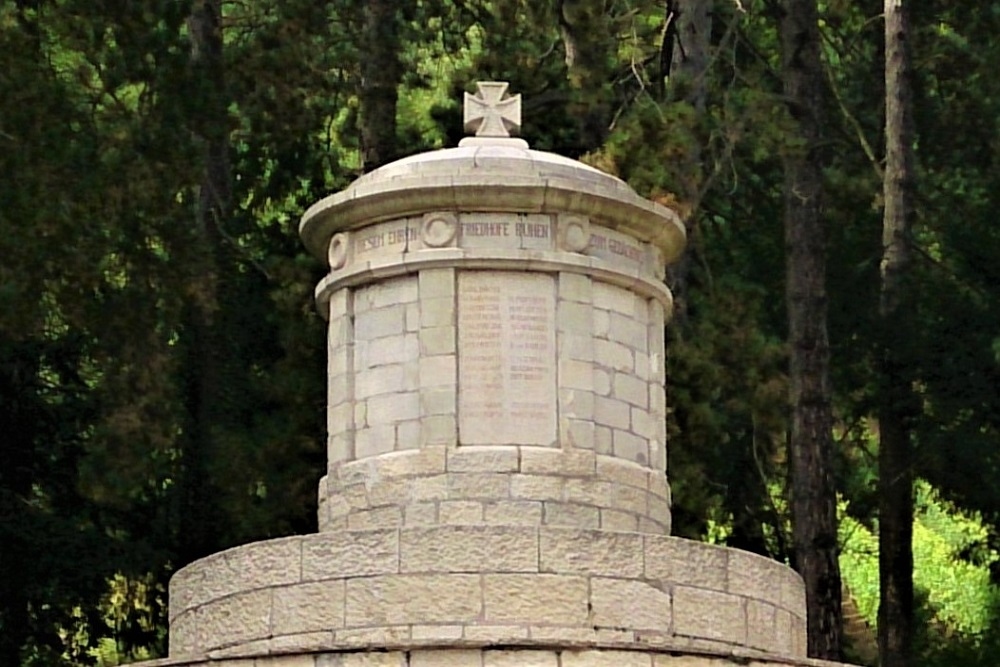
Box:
2;0;999;666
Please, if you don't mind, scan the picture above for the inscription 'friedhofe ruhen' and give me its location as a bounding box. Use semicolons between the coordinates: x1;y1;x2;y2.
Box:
462;221;550;238
458;272;556;445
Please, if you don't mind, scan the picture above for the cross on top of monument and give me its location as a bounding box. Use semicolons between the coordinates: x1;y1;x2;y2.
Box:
463;81;521;139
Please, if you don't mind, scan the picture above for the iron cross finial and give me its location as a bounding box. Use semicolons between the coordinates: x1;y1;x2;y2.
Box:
463;82;521;138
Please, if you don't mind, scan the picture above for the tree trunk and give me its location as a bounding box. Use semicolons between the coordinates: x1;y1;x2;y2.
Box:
780;0;843;660
556;0;616;150
0;346;34;667
359;0;401;172
662;0;712;326
878;0;916;665
180;0;231;565
665;0;711;112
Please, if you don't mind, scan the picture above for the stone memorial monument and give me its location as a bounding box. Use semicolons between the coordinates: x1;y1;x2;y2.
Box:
144;83;855;667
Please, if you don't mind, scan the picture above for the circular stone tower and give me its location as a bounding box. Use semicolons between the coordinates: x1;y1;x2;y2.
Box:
154;83;858;667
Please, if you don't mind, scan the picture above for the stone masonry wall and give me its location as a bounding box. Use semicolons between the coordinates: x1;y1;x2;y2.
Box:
318;260;670;535
168;527;806;659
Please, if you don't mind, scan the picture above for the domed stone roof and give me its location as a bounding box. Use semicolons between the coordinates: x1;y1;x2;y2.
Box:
300;140;686;265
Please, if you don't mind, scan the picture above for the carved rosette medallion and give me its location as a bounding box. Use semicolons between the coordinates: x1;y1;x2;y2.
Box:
328;232;349;270
421;212;459;248
557;214;590;253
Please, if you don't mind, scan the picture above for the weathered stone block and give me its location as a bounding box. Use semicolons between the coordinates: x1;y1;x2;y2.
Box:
540;529;642;577
558;300;592;334
272;581;346;635
172;537;301;615
746;599;778;652
439;500;484;524
420;326;457;356
347;506;403;529
543;502;599;529
345;575;481;627
410;649;483;667
484;650;558;667
727;549;785;608
510;474;564;501
484;500;544;526
368;392;420;423
609;313;647;351
672;586;746;645
595;339;633;372
613;429;649;466
591;577;670;632
319;653;406;666
404;502;438;526
355;305;406;341
614;372;649;408
483;574;588;625
595;396;630;430
355;364;405;399
559;359;594;391
421;386;457;416
559;332;594;361
419;268;456;299
420;355;457;388
566;418;595;449
562;650;652;667
600;508;639;532
563;477;614;506
447;473;511;499
302;530;399;580
558;272;592;304
421;297;457;328
198;588;272;651
359;277;418;309
421;414;458;446
400;526;538;573
410;625;464;641
643;538;728;590
447;446;519;473
354;424;396;459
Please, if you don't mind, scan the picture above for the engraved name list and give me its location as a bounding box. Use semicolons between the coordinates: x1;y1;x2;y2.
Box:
457;272;557;445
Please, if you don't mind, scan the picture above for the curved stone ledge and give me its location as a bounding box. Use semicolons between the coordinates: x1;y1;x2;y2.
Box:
142;645;857;667
169;528;806;659
317;449;671;535
314;247;675;318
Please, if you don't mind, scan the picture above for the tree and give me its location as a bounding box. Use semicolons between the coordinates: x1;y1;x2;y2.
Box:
359;0;405;171
780;0;843;658
878;0;917;664
662;0;713;325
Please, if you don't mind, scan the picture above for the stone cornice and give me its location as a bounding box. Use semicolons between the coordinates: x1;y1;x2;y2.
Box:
300;146;686;265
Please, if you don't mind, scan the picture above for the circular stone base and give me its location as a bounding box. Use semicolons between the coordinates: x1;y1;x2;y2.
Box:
138;645;859;667
169;528;807;660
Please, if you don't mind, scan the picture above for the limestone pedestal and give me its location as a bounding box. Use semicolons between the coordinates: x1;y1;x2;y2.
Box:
143;108;857;667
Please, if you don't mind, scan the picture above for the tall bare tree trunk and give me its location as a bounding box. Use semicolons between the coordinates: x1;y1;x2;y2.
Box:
780;0;843;659
878;0;916;665
359;0;401;172
181;0;231;565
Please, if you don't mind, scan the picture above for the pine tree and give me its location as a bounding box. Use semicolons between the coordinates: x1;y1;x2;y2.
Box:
878;0;916;664
780;0;843;658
